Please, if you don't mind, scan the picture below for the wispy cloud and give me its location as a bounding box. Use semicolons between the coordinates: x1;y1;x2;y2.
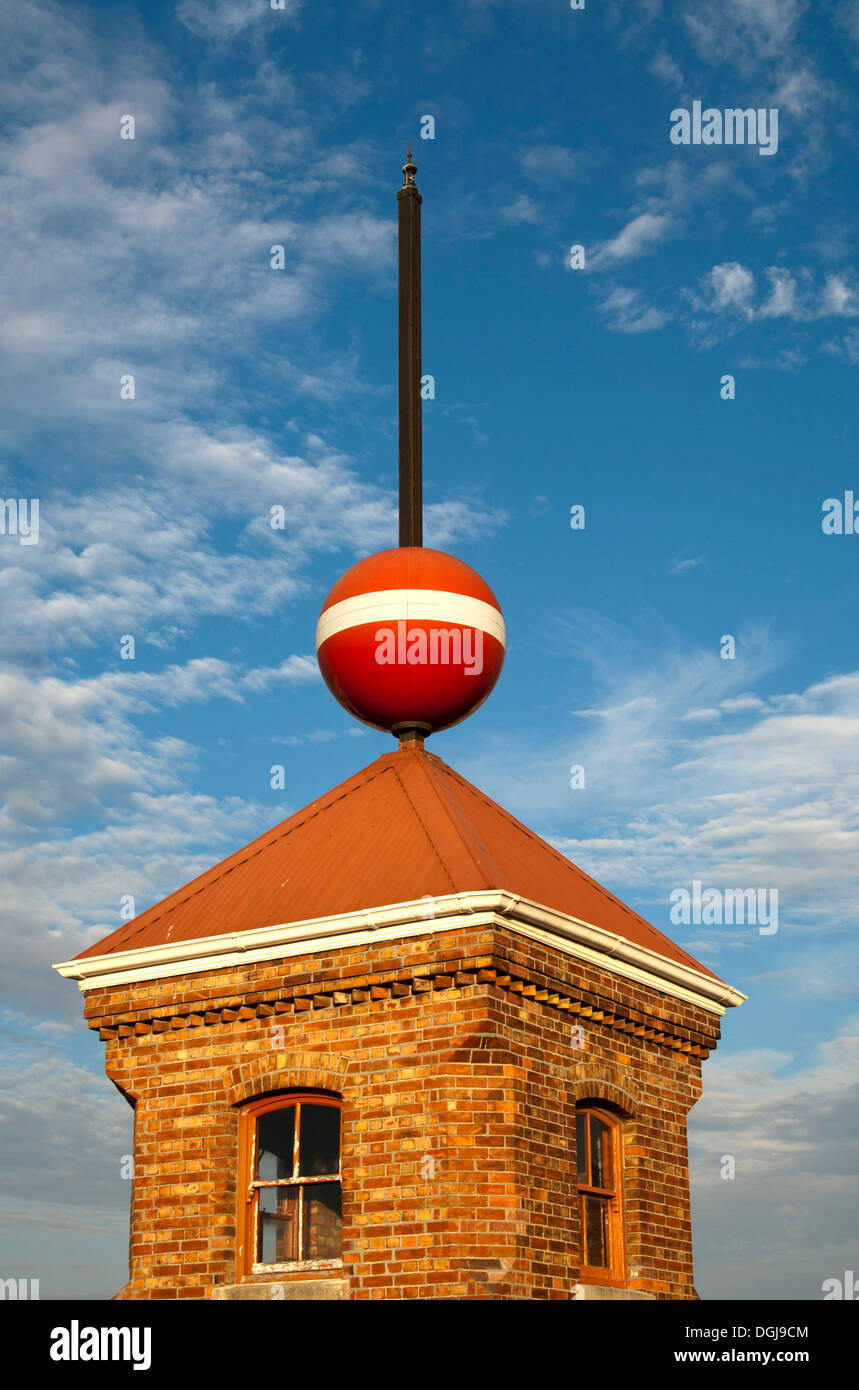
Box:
690;1017;859;1298
519;143;586;183
649;48;684;88
596;284;671;333
176;0;305;40
669;554;705;574
500;193;541;226
458;622;859;937
591;211;680;268
682;0;808;71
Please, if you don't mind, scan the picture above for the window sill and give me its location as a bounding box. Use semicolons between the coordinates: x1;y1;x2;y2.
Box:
573;1283;655;1301
212;1277;350;1301
250;1259;343;1276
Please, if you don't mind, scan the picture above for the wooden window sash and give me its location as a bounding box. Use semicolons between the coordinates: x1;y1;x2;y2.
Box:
238;1092;342;1277
576;1106;627;1288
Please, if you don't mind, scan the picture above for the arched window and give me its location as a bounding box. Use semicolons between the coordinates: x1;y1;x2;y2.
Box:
237;1092;342;1275
575;1105;625;1286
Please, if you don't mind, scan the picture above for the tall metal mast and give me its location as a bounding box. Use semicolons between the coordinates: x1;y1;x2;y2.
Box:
397;147;422;547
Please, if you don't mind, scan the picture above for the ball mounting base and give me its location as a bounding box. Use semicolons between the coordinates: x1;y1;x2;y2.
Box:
393;722;432;746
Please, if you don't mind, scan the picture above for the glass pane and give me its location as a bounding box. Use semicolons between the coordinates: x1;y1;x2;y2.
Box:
575;1113;588;1184
590;1116;612;1190
258;1186;298;1264
299;1104;340;1177
257;1107;296;1180
302;1182;342;1260
584;1195;609;1268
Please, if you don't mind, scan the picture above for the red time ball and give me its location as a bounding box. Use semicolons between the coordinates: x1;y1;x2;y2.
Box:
316;547;506;735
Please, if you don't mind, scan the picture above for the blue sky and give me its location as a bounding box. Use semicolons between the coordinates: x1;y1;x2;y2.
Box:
1;0;858;1300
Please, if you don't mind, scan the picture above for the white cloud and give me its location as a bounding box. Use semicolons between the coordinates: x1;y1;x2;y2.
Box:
758;266;799;318
689;1018;859;1298
649;48;684;87
0;1040;132;1202
241;655;319;692
0;654;316;836
635;158;753;219
591;212;678;268
823;327;859;365
176;0;304;39
0;1033;134;1295
0;425;506;660
0;13;399;457
457;621;859;937
774;61;830;116
822;272;859;317
683;0;808;70
596;285;671;333
687;262;859;333
603;0;664;46
835;0;859;67
500;194;541;226
1;787;274;1023
702;261;758;317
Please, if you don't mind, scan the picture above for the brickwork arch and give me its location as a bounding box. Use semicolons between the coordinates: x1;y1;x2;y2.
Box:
568;1067;638;1117
224;1050;352;1106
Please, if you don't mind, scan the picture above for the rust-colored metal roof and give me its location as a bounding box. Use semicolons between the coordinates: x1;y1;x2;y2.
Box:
75;742;720;981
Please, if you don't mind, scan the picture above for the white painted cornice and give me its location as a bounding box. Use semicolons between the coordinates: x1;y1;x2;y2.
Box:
52;890;746;1016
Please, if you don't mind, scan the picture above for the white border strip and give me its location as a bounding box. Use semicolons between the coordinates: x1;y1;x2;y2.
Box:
53;890;746;1015
316;589;507;649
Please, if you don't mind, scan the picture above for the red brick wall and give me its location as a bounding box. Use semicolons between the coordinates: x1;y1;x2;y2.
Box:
85;924;721;1300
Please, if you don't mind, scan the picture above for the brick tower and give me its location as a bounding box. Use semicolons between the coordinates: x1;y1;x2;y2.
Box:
54;155;743;1300
54;742;743;1300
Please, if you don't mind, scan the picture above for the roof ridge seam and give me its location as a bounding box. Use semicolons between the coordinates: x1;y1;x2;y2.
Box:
418;759;505;889
391;763;459;892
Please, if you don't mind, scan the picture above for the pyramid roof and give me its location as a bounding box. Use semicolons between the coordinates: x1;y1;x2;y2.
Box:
67;744;729;1002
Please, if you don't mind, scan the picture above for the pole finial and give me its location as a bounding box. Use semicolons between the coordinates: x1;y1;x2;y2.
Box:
402;145;418;190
